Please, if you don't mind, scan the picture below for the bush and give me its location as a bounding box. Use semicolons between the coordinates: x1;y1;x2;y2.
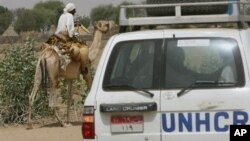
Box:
0;38;51;124
0;37;91;125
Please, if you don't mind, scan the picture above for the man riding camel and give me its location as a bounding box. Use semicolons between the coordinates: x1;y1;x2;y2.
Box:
45;2;83;70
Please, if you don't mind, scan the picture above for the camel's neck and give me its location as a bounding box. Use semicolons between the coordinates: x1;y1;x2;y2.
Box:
89;29;103;62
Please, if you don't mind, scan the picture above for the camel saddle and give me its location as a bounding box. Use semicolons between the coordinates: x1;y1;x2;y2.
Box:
45;34;76;70
44;33;88;70
45;33;85;54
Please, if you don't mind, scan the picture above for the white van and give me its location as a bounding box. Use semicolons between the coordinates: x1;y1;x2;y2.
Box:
82;1;250;141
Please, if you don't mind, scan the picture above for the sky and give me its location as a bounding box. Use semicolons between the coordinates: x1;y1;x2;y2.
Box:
0;0;145;16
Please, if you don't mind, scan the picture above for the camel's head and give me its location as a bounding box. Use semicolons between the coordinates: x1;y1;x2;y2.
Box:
94;20;115;33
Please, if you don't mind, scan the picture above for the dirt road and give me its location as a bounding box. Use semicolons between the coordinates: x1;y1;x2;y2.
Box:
0;124;82;141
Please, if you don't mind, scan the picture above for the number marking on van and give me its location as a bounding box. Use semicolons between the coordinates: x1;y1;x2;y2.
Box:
111;115;144;133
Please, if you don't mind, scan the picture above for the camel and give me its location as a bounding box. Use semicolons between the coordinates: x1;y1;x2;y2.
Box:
27;20;114;129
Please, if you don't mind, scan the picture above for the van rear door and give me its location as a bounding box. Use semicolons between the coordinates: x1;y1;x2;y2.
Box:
95;31;163;141
160;35;249;141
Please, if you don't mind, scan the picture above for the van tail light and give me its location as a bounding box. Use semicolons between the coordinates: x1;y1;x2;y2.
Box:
82;106;95;139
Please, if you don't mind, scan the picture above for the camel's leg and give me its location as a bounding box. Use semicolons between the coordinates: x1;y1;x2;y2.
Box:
83;72;92;89
48;79;58;107
53;108;67;127
49;79;68;127
66;80;73;125
46;67;64;126
27;62;42;129
78;47;92;89
51;80;74;127
27;84;40;129
48;79;69;127
48;73;72;127
81;65;92;89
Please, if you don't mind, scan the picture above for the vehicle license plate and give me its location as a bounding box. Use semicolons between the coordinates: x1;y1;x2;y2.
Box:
111;115;143;133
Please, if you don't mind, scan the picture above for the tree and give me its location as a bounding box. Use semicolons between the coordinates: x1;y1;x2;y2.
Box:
90;4;119;23
76;15;91;28
119;1;145;18
14;8;36;33
0;6;13;35
14;1;64;33
33;1;64;31
90;1;143;24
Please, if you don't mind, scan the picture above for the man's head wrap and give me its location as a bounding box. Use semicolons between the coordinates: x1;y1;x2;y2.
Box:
64;3;76;13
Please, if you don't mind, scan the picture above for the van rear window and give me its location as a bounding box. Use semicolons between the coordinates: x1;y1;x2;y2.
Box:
103;38;244;90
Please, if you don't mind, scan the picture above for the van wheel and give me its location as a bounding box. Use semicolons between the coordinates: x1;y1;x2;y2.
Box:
146;0;229;16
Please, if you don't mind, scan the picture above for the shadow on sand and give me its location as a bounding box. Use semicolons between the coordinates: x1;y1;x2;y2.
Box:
39;121;81;128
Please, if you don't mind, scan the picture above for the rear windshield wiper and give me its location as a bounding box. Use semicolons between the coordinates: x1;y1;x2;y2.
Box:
177;80;237;97
103;84;154;98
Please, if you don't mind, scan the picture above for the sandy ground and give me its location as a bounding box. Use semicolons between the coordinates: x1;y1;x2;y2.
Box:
0;124;83;141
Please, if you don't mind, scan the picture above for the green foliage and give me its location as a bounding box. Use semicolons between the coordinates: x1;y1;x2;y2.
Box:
90;1;144;24
90;4;119;23
33;1;64;29
77;15;91;28
0;38;51;124
14;1;64;33
34;0;64;17
14;8;36;33
0;5;13;34
119;1;144;18
33;7;53;31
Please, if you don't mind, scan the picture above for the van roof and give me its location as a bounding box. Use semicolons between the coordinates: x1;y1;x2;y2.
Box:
113;28;242;41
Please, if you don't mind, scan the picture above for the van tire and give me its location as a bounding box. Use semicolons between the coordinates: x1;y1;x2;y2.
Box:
146;0;229;16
